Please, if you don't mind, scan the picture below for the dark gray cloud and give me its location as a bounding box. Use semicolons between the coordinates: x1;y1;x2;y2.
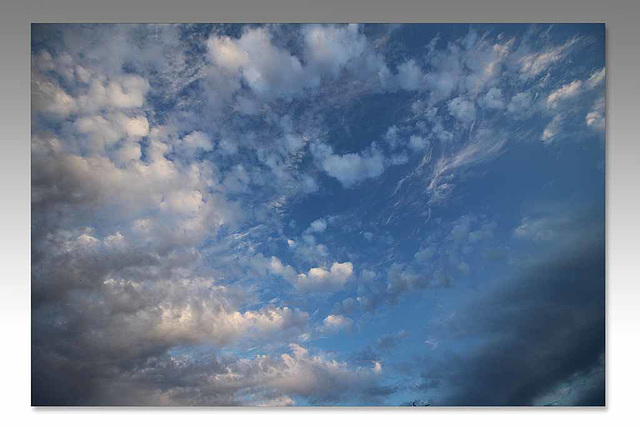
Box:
415;230;605;406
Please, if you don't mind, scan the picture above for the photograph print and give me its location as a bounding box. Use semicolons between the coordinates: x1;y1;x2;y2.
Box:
31;23;605;406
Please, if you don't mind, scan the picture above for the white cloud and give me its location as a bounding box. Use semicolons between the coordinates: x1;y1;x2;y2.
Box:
427;130;506;201
518;38;576;80
586;68;606;89
479;87;505;110
547;80;583;108
408;135;428;151
586;97;605;132
541;115;563;143
180;131;214;152
207;27;309;100
31;72;77;118
307;218;328;233
302;24;367;78
384;125;401;148
73;112;149;151
313;142;386;188
218;344;387;404
507;91;532;115
76;75;150;112
448;97;476;123
323;314;354;332
295;262;354;292
303;24;391;89
396;59;424;91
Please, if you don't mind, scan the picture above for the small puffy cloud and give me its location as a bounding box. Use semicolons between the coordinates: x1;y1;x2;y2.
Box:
31;73;77;118
384;125;401;148
547;80;583;108
313;142;386;188
302;24;367;78
180;131;214;152
323;314;354;332
207;27;309;100
124;116;150;139
479;87;505;110
307;218;328;233
76;75;150;112
396;59;424;91
448;97;476;123
408;135;428;152
586;97;605;132
541;115;563;143
507;91;532;115
302;24;390;88
586;68;605;89
267;256;297;282
295;262;354;292
106;75;151;109
74;112;149;150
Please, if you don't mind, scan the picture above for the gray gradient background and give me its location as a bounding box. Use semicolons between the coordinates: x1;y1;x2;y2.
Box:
1;0;638;425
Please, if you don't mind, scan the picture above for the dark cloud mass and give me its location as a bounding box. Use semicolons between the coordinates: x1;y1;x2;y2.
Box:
417;231;605;406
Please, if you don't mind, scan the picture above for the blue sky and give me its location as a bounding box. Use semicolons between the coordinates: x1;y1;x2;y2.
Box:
31;23;605;406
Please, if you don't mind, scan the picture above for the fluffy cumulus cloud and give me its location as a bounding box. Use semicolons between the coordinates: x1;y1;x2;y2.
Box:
295;262;354;292
323;314;354;332
208;27;310;100
31;23;604;406
312;142;387;188
448;97;476;123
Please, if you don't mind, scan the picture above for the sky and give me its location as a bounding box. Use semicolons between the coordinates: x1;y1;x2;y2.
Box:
31;23;605;406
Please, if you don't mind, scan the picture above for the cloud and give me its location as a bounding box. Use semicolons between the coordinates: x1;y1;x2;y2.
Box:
31;24;605;407
396;60;424;91
478;87;505;110
547;80;583;108
307;218;328;233
408;135;428;151
586;97;605;132
313;142;387;188
323;314;354;332
506;91;533;115
447;97;476;123
514;215;570;241
178;131;214;153
73;75;151;113
427;129;506;202
518;37;577;80
418;233;604;406
207;27;309;101
302;24;369;79
31;71;77;118
541;114;564;143
34;341;390;405
586;68;605;89
294;262;354;292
